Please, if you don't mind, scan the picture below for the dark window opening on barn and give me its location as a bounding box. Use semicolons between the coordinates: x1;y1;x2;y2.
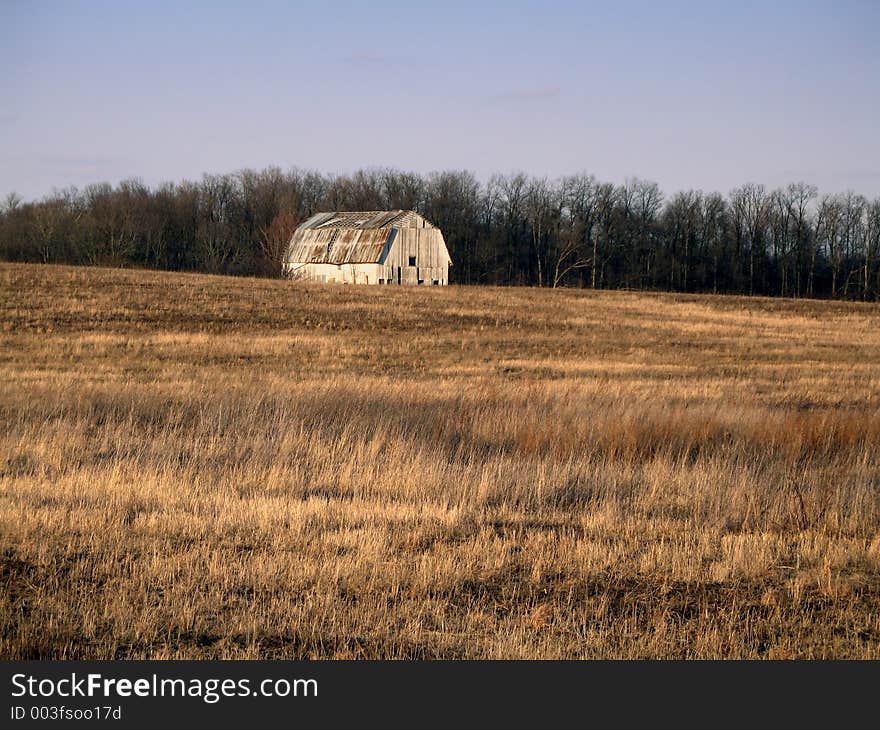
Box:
433;280;439;285
418;279;424;285
379;278;385;284
397;267;401;285
408;256;416;266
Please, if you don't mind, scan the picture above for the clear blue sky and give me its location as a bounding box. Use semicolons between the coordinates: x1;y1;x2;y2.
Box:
2;0;879;201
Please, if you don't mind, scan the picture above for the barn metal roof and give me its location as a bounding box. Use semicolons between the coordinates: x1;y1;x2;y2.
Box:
297;210;434;230
286;227;396;264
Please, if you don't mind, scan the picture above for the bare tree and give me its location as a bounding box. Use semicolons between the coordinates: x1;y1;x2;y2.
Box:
196;174;241;274
383;169;425;211
2;192;22;214
591;183;618;289
816;195;844;297
785;182;817;297
423;170;481;283
494;173;529;284
552;174;597;287
258;209;300;277
730;184;770;295
865;199;880;299
524;177;559;287
31;197;65;264
663;190;701;290
840;191;867;298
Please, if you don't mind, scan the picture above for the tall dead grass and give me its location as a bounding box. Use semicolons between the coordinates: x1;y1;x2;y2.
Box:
1;263;879;658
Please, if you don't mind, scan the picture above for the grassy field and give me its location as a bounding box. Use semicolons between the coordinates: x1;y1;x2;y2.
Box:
2;262;879;659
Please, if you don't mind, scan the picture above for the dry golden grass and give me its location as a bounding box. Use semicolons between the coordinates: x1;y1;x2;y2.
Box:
2;262;879;658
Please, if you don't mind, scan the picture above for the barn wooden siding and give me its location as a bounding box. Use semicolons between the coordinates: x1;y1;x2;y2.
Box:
380;228;450;285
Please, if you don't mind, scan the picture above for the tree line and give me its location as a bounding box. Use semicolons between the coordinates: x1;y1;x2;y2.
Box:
2;167;879;299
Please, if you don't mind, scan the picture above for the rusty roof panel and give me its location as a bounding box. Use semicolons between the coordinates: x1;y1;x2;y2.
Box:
286;228;393;264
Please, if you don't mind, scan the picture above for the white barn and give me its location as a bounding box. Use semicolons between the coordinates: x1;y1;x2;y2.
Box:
283;210;452;285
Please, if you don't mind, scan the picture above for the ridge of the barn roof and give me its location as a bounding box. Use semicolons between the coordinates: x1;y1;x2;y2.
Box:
298;210;435;230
